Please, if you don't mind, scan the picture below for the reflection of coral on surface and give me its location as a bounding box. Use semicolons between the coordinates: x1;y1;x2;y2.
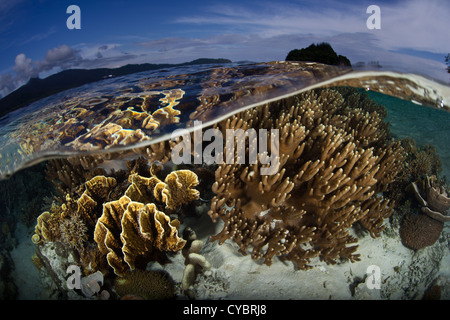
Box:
208;89;404;268
14;89;185;156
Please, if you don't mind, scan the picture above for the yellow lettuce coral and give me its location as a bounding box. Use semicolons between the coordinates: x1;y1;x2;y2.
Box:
93;169;198;276
33;164;199;277
95;195;186;276
154;170;200;210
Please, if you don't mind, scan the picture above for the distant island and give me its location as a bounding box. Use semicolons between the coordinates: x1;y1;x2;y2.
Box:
0;58;232;119
286;43;351;67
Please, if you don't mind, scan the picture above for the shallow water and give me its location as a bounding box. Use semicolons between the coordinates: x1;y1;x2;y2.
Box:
0;61;448;180
0;61;449;300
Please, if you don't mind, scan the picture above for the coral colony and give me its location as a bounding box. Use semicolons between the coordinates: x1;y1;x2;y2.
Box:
170;120;280;175
29;86;414;298
11;61;445;299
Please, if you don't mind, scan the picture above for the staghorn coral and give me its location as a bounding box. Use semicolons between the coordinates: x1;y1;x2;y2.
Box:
208;88;404;268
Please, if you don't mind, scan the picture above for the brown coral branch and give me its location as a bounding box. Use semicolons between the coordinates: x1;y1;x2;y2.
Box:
208;88;404;268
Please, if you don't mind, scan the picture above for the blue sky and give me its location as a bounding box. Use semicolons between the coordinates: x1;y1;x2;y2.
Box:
0;0;449;97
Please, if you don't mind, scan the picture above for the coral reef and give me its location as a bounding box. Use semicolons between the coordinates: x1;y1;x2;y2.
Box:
32;175;118;246
385;138;443;208
33;159;199;277
113;269;175;300
208;88;404;268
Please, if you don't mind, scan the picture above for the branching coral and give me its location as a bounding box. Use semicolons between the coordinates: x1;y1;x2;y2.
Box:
208;88;404;268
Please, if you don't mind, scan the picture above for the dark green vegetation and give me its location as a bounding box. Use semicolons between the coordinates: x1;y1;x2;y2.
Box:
446;54;449;73
0;58;231;119
286;42;351;67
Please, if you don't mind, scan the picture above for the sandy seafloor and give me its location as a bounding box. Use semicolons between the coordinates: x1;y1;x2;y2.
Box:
10;204;450;300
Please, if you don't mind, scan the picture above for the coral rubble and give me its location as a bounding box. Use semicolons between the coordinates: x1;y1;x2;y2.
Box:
208;88;404;268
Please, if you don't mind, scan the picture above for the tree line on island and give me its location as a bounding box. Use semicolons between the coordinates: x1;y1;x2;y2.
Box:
285;42;351;67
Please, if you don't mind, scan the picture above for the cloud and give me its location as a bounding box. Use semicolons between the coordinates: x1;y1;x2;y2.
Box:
39;44;82;72
0;45;84;97
0;43;145;97
175;0;450;54
20;26;57;45
0;73;15;98
13;53;38;78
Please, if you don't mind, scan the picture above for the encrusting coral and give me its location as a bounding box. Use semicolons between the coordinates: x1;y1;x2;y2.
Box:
113;269;175;300
208;88;404;268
